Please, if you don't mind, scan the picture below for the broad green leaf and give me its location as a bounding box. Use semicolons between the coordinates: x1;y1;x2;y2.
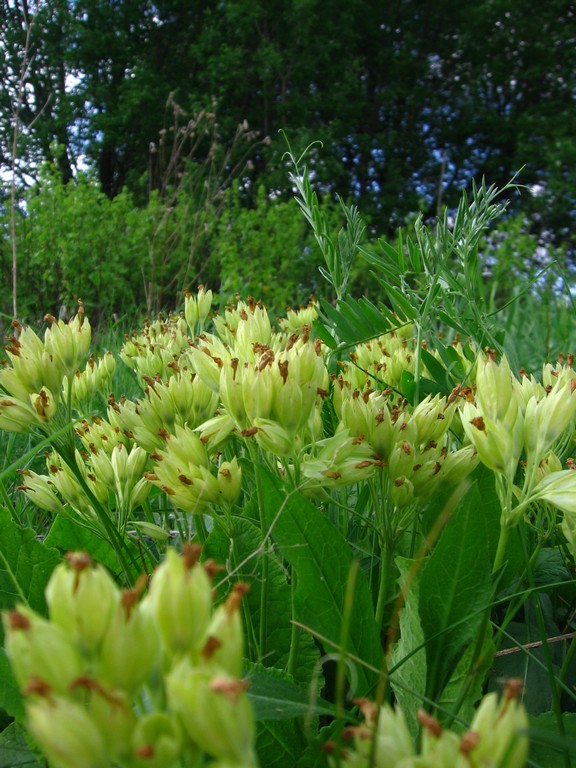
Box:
0;648;24;720
312;319;337;350
0;722;42;768
247;663;334;721
44;515;126;575
389;556;427;739
529;712;576;767
419;478;494;703
258;466;383;697
0;508;61;627
437;625;494;728
204;515;320;688
420;347;452;393
256;718;306;768
43;514;154;582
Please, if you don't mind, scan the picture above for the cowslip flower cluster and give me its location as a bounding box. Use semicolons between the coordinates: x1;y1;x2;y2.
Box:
0;304;91;432
461;349;576;532
326;681;528;768
3;547;257;768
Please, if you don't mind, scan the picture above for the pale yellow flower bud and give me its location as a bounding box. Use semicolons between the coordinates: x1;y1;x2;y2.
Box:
524;381;576;461
26;694;109;768
131;712;183;768
167;661;257;765
99;581;161;692
467;681;528;768
3;607;83;692
142;547;212;659
217;458;243;505
45;552;119;658
203;583;249;677
253;417;296;457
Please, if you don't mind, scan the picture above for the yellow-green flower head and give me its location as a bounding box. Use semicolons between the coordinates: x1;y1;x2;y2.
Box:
66;352;116;408
220;358;249;430
465;680;529;768
109;443;151;512
166;661;257;765
242;355;275;422
148;425;221;514
26;692;110;768
185;334;231;393
75;415;128;455
195;412;237;452
277;299;319;334
461;401;523;484
217;458;243;505
514;370;545;409
18;469;64;514
184;285;213;335
29;387;58;423
142;546;213;659
542;358;576;390
45;552;119;659
87;685;137;766
252;417;297;457
99;577;161;692
130;712;183;768
2;607;84;693
120;314;189;382
524;378;576;462
0;395;39;433
1;327;61;404
213;297;271;351
475;351;519;430
301;430;376;489
327;699;414;768
43;303;91;380
532;467;576;516
47;449;106;517
107;395;166;453
203;583;249;677
412;393;456;447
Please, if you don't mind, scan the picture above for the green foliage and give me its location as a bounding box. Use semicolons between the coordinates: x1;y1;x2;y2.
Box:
209;188;333;313
2;155;576;767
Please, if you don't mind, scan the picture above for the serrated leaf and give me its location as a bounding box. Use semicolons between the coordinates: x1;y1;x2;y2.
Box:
203;515;320;688
437;626;494;728
43;514;153;581
256;718;306;768
258;466;382;697
0;722;42;768
0;647;24;719
529;712;576;767
0;508;61;626
247;663;334;721
390;556;427;739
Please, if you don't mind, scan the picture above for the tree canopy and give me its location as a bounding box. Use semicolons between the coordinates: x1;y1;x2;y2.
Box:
1;0;575;242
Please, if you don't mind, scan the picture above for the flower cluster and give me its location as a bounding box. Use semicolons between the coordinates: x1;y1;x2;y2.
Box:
462;350;576;530
0;303;91;431
327;681;528;768
7;290;576;559
3;547;257;768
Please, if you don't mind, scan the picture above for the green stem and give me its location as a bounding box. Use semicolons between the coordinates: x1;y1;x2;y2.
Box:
59;449;134;582
248;442;269;659
193;513;209;544
374;543;393;634
492;523;510;575
287;566;299;679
